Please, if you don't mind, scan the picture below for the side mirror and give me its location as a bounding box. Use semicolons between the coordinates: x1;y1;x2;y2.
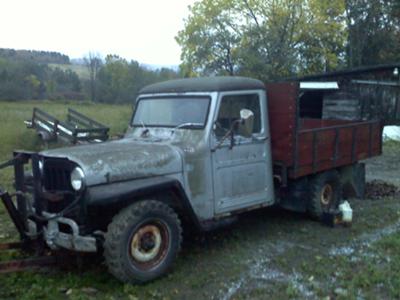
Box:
211;109;255;152
237;109;254;138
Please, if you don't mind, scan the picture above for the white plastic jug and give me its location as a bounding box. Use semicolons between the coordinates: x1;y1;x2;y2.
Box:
339;201;353;222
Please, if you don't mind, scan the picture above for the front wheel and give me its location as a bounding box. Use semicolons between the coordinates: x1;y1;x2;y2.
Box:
104;200;182;283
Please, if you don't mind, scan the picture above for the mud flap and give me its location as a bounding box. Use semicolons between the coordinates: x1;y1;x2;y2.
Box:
340;163;366;199
278;177;309;213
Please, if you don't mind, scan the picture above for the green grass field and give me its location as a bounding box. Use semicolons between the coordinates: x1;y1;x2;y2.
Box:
0;101;399;299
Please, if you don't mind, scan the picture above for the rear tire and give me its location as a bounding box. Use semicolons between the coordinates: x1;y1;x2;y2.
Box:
308;170;342;220
104;200;182;283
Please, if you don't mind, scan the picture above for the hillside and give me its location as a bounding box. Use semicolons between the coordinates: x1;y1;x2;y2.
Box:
0;48;69;64
0;48;181;102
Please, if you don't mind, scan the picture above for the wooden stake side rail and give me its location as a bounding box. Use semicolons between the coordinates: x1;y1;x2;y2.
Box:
291;119;382;178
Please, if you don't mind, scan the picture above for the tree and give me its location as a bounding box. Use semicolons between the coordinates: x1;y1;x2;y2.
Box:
176;0;351;80
97;55;132;104
345;0;400;67
24;74;41;99
0;48;70;64
237;0;308;78
0;57;51;100
176;0;241;77
84;52;102;102
46;67;82;99
96;55;179;104
297;0;347;73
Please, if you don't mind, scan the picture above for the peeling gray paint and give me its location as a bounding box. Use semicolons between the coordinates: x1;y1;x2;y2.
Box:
40;138;182;186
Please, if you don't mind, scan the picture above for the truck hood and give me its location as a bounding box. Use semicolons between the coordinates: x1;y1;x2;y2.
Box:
40;139;183;186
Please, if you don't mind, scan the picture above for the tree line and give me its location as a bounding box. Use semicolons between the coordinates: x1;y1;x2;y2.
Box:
0;48;70;64
1;0;398;103
176;0;400;81
0;57;81;100
0;50;179;103
84;54;179;104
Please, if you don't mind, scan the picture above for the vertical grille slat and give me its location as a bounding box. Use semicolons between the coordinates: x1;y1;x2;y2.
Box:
60;171;65;188
43;160;72;191
55;169;61;188
49;167;55;188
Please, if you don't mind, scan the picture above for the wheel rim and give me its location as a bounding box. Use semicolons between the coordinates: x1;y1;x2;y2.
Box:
129;221;169;270
320;184;333;206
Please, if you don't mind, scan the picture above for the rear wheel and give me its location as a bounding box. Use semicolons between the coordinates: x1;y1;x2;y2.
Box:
308;170;342;220
104;200;182;283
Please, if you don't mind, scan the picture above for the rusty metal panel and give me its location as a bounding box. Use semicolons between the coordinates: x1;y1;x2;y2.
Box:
264;79;384;179
266;82;298;167
290;120;382;178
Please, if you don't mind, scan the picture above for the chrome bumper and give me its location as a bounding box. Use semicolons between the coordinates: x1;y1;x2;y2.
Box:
42;212;97;253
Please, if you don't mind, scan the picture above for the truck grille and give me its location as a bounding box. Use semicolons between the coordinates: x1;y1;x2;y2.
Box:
43;160;73;191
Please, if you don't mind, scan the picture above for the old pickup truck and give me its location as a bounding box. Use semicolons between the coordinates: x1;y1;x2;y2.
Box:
0;76;389;283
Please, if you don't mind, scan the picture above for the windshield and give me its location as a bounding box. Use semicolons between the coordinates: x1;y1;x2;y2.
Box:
132;97;210;128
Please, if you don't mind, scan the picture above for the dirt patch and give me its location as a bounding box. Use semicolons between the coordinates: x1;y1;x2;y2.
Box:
365;180;400;200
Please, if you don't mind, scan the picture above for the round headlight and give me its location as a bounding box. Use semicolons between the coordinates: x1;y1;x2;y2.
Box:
38;160;44;172
70;167;85;191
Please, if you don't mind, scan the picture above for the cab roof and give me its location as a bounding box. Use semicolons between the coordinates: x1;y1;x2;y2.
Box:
139;76;265;94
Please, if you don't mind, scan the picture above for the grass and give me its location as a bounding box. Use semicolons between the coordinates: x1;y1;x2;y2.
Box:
292;230;400;299
380;139;400;153
0;101;399;299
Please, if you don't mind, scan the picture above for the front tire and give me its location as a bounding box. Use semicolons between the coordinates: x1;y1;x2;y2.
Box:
104;200;182;283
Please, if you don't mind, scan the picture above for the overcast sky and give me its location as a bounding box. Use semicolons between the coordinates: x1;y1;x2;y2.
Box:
0;0;196;66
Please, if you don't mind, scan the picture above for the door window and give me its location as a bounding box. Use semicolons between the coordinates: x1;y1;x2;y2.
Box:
215;94;261;139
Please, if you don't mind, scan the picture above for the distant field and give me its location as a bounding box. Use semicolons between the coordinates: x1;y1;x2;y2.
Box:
48;63;90;80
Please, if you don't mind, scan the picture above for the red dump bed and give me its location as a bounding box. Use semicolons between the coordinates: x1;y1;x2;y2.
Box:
266;82;383;180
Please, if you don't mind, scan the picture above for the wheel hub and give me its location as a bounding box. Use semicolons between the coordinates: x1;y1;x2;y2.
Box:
141;233;156;251
321;184;333;206
130;225;162;263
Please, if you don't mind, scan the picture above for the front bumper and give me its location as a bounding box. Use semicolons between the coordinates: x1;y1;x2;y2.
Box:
1;189;97;253
0;150;97;253
42;212;97;253
0;151;97;253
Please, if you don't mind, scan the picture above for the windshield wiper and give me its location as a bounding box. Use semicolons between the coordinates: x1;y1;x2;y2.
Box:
174;122;203;130
140;121;150;137
170;122;203;135
140;121;148;130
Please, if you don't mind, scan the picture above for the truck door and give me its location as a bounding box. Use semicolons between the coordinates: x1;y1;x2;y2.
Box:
211;90;274;215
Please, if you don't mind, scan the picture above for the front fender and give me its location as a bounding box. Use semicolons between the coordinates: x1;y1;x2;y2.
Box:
85;176;202;230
